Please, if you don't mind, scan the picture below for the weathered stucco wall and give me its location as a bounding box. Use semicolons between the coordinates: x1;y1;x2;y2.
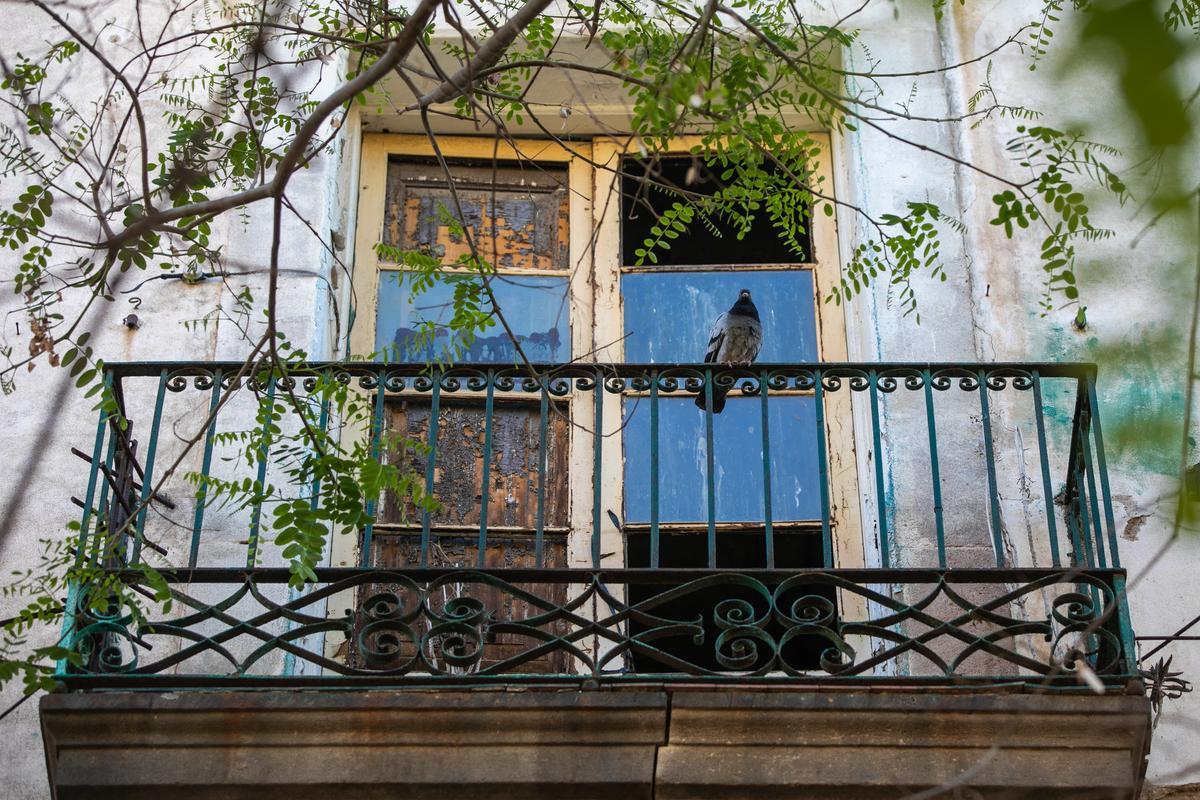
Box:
0;1;358;793
1;0;1198;796
834;0;1200;784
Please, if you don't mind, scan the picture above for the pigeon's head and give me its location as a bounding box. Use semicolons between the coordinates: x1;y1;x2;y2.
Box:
730;288;759;319
729;289;758;323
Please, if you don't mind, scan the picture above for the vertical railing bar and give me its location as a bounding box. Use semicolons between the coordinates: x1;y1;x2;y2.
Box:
1113;573;1139;677
282;373;332;682
1064;386;1085;499
1075;451;1096;568
361;370;389;568
1065;392;1090;572
1065;493;1087;568
760;369;774;570
1072;410;1102;653
74;379;111;569
813;370;832;569
92;421;119;568
1070;382;1101;664
650;370;661;569
868;370;890;568
592;370;604;569
1064;384;1088;566
535;377;548;568
419;372;440;568
130;369;169;565
309;373;332;513
107;420;138;564
1063;457;1102;652
111;432;136;564
1080;410;1108;569
922;370;946;568
62;375;113;677
1068;381;1097;570
189;370;223;569
704;367;717;569
245;375;277;568
977;369;1005;567
477;370;495;569
1031;372;1061;567
1086;372;1120;568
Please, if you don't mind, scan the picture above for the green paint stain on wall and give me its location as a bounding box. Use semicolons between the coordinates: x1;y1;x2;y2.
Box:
1038;323;1185;479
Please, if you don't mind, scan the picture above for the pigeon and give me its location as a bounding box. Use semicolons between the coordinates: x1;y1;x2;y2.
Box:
695;288;762;413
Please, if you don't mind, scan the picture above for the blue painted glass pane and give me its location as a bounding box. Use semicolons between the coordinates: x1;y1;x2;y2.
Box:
622;271;817;363
623;395;821;523
375;272;570;362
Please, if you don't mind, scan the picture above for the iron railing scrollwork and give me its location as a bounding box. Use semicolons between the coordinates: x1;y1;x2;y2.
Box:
57;360;1138;688
61;567;1133;688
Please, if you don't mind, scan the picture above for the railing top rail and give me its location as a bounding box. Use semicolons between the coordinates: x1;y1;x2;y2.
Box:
99;360;1100;379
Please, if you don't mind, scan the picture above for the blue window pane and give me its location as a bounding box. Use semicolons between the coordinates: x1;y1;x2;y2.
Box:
622;271;817;363
623;395;821;523
376;272;570;362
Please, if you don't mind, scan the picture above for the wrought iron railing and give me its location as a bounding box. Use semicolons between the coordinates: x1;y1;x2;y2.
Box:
58;361;1138;689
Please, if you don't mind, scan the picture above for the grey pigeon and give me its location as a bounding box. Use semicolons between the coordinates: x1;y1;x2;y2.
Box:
695;289;762;413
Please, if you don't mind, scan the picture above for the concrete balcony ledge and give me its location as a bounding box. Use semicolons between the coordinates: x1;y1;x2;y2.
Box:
659;690;1151;799
41;687;1151;799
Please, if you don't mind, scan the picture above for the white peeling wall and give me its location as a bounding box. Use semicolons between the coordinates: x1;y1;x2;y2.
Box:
0;0;358;793
835;0;1200;784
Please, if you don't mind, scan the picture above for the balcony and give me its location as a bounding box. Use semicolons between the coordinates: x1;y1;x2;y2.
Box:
40;361;1152;799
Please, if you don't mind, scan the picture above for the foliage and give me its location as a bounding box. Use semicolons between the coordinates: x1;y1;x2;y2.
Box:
2;538;171;694
185;339;439;587
0;0;1196;700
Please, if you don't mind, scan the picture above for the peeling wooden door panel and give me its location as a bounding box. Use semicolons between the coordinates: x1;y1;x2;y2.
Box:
350;534;570;674
382;398;570;529
372;532;567;569
382;161;570;272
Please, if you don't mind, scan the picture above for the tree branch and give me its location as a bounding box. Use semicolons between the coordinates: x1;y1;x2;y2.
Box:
413;0;558;108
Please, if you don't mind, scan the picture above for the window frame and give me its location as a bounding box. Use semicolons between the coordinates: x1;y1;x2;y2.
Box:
349;134;595;360
341;132;864;577
340;134;602;579
591;134;867;576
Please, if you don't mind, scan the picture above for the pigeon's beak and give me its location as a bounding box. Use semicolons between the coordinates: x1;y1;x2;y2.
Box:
739;290;751;300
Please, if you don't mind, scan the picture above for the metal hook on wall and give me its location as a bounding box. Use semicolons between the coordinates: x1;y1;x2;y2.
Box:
123;296;142;329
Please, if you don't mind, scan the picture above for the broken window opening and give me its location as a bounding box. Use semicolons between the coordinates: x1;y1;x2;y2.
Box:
621;155;813;267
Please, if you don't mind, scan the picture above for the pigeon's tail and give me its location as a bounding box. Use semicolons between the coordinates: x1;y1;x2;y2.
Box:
694;386;729;414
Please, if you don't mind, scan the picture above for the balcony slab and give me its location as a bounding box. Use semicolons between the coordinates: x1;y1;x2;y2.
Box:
40;687;1151;799
659;690;1152;799
40;689;668;800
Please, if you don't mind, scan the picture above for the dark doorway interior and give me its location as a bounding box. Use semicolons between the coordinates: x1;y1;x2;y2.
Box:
623;529;837;674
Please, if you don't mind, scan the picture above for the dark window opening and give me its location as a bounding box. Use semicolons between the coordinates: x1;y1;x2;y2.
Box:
621;156;812;267
624;529;836;673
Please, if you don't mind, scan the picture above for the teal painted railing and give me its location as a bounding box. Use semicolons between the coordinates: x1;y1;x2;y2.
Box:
57;361;1137;689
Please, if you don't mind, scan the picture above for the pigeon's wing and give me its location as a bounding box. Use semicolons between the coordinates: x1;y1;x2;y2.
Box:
746;318;763;363
702;313;729;363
